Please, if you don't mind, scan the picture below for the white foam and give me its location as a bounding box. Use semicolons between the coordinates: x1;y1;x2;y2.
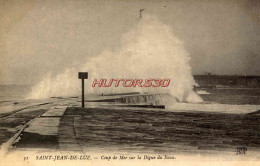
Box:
197;90;211;95
27;15;202;103
167;103;260;114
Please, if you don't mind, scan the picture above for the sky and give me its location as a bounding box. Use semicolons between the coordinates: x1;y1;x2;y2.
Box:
0;0;260;84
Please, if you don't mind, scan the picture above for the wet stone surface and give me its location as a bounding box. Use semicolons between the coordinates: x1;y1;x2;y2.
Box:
0;109;47;145
63;107;260;154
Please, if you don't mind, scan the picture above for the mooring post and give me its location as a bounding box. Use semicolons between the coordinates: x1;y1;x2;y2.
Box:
78;72;88;108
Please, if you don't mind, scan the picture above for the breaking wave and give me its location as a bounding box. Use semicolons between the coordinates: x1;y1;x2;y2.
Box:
27;15;203;103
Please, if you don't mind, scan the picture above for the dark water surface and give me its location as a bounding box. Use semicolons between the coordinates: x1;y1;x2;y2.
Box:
200;88;260;105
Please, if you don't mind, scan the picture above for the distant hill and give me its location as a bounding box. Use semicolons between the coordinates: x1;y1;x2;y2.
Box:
193;75;260;88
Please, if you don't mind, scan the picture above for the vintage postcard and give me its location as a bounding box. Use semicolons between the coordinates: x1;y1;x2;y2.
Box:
0;0;260;165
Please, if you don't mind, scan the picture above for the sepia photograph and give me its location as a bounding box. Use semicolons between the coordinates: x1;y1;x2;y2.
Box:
0;0;260;165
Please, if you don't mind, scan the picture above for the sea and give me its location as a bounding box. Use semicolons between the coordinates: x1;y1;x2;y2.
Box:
0;84;31;102
1;84;260;115
0;84;46;115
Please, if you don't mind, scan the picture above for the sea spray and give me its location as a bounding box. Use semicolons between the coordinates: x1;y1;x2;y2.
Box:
27;15;203;103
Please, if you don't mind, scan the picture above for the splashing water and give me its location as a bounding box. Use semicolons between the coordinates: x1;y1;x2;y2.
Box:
27;15;203;103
